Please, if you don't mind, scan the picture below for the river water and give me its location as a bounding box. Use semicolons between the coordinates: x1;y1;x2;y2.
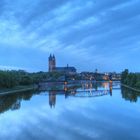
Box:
0;81;140;140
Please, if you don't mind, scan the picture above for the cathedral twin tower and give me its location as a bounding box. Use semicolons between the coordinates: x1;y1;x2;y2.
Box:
48;54;77;74
48;54;56;72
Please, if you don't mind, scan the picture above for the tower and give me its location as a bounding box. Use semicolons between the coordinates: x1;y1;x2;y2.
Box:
49;91;56;108
48;54;56;72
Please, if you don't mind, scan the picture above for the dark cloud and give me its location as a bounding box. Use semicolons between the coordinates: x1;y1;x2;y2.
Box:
18;0;69;27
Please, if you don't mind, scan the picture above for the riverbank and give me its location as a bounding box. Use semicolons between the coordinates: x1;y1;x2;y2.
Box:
121;84;140;93
0;85;38;96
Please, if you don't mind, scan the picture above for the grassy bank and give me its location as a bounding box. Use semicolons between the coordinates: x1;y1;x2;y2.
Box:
0;85;38;96
121;84;140;93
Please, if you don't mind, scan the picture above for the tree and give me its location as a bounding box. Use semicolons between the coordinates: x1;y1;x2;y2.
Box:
121;69;129;84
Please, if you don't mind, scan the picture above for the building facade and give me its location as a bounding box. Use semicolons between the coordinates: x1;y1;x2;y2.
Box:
48;54;77;74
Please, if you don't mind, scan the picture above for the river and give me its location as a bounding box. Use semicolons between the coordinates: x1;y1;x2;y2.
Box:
0;81;140;140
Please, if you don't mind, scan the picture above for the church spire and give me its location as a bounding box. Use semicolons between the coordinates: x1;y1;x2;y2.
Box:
52;54;55;59
49;54;52;60
48;54;56;72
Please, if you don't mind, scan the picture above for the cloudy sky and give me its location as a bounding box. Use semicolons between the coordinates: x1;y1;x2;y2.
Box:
0;0;140;72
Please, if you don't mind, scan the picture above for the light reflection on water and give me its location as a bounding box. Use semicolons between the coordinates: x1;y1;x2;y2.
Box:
0;81;140;140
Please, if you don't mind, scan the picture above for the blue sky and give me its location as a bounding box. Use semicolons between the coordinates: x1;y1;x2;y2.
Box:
0;0;140;72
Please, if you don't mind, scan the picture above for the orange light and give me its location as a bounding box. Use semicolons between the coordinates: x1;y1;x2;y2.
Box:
64;87;67;91
64;82;67;85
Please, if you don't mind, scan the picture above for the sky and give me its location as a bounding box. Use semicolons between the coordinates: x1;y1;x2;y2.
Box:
0;0;140;72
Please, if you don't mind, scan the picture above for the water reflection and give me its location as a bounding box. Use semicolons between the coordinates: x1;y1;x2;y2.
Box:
2;81;140;114
0;81;140;140
47;81;114;108
0;90;39;114
121;86;140;102
49;91;56;108
109;81;113;96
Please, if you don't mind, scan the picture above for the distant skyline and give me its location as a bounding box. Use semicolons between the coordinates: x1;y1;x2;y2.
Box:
0;0;140;72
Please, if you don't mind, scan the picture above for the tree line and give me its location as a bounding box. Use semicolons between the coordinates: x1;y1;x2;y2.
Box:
0;70;63;89
121;69;140;88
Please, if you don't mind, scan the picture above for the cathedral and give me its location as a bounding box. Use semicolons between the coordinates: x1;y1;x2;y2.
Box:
48;54;77;74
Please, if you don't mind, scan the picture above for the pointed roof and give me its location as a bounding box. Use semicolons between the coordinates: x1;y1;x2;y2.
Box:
52;54;55;58
49;54;52;60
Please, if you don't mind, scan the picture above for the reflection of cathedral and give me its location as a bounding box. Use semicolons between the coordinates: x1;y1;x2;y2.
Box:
48;89;77;108
49;91;56;108
47;82;114;108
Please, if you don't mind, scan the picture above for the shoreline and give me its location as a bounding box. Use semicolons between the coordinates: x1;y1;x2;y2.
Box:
0;85;38;96
0;81;121;96
121;84;140;93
